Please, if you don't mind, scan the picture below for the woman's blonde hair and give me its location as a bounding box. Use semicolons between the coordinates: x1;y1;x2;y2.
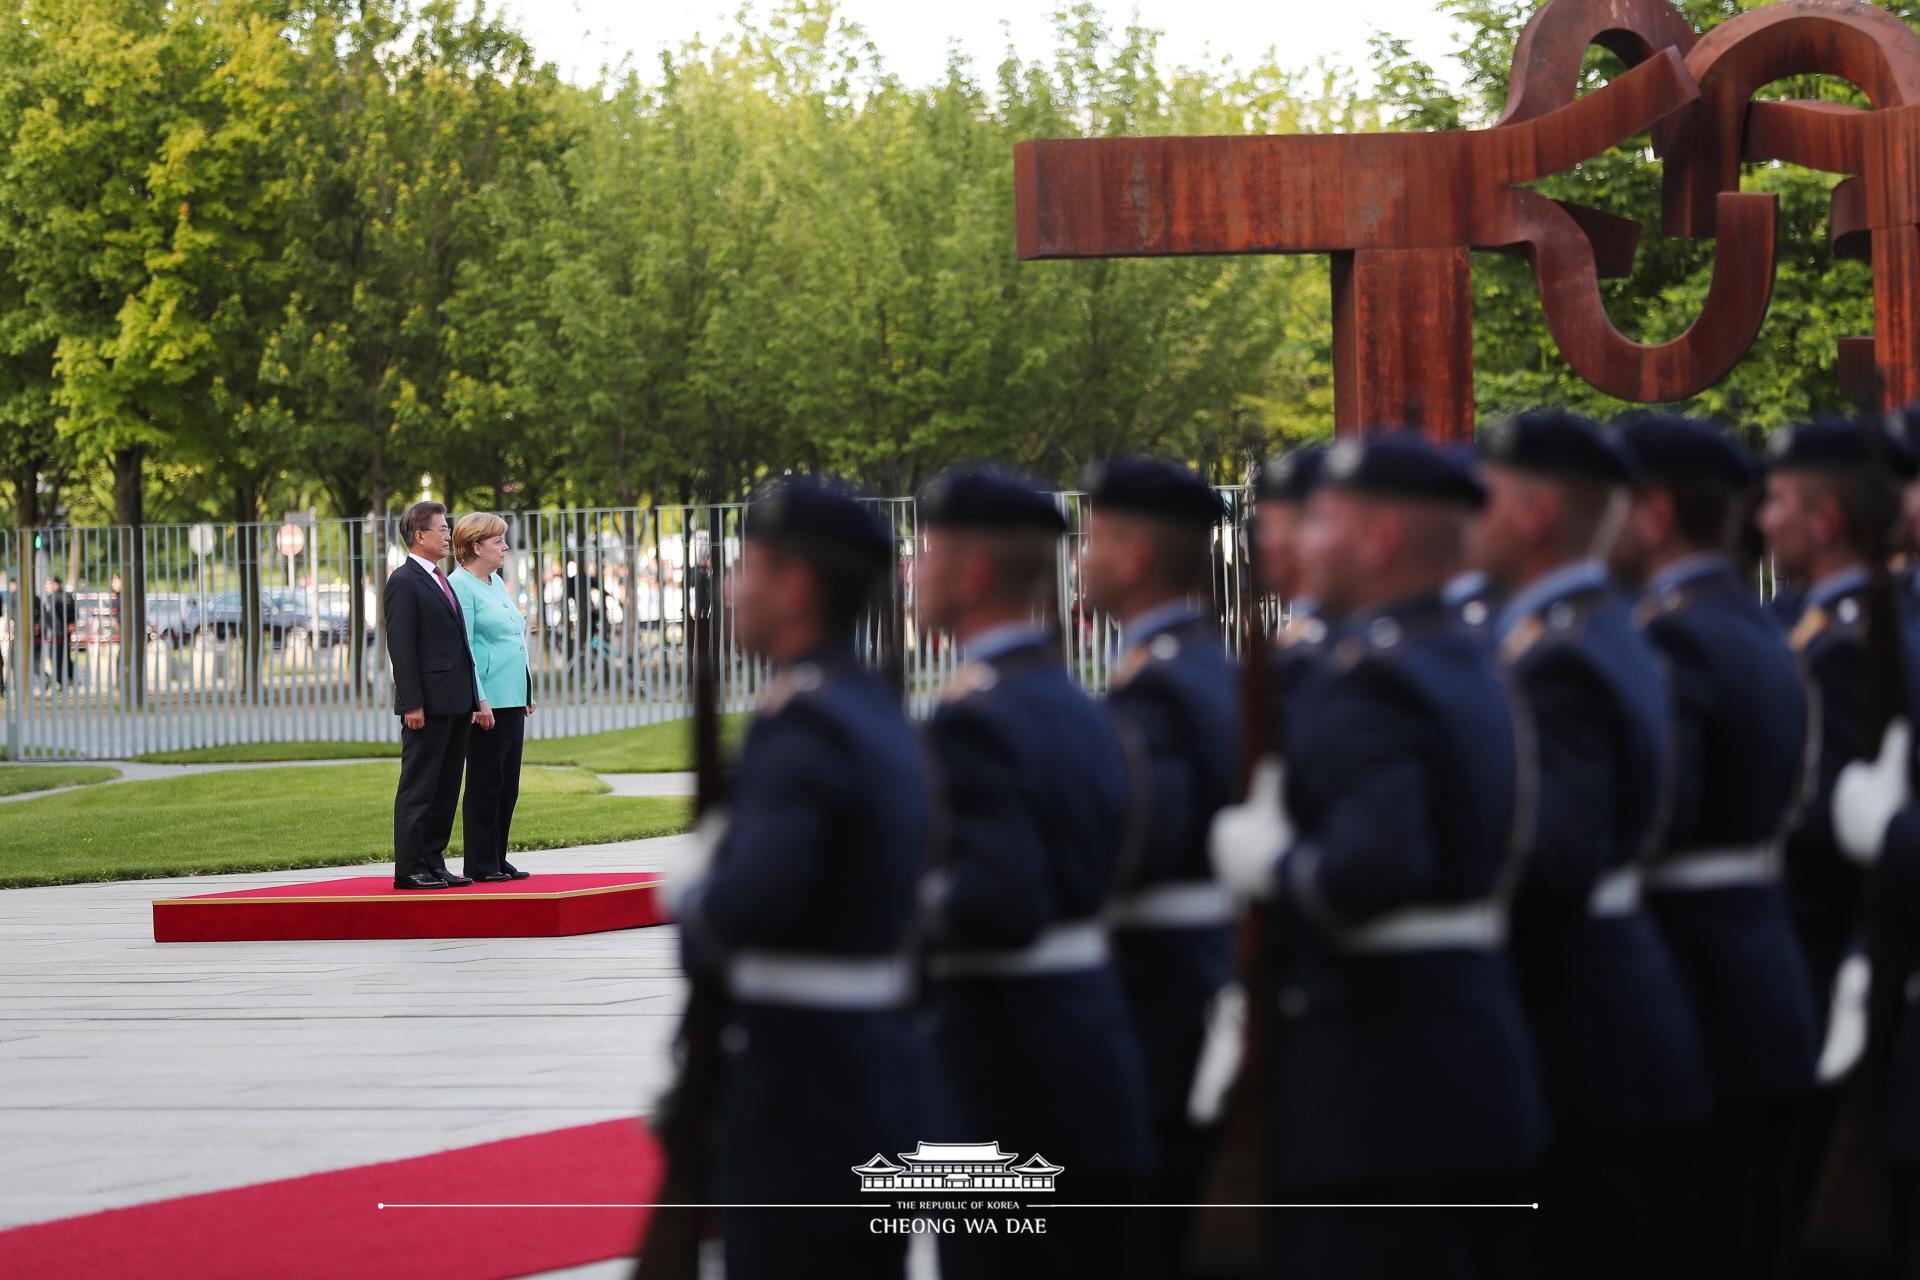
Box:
453;512;509;566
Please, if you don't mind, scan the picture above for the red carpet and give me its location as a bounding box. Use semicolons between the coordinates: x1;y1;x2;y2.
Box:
0;1118;662;1279
152;873;667;942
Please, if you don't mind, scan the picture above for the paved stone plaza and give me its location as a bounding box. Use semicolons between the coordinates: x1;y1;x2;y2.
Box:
0;833;701;1267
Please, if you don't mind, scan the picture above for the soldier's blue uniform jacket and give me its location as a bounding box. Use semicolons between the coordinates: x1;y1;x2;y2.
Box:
1271;594;1547;1188
921;623;1154;1187
1635;553;1820;1106
1103;602;1239;1166
1496;559;1712;1146
678;644;934;1208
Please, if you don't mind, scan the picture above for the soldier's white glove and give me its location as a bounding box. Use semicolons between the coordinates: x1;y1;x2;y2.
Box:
659;806;729;919
1834;720;1912;866
1209;756;1294;900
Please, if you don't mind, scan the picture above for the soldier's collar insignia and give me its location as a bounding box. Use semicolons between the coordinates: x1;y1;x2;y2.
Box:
1148;633;1181;661
1365;617;1403;650
1836;598;1862;626
1461;600;1489;628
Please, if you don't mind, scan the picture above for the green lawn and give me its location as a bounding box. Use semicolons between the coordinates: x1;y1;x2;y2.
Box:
0;763;691;888
0;765;121;797
131;713;748;772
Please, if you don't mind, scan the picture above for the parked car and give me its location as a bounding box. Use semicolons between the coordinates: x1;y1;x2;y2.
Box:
69;591;120;651
199;589;359;650
144;594;201;650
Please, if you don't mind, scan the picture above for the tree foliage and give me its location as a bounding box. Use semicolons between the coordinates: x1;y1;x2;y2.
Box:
0;0;1913;528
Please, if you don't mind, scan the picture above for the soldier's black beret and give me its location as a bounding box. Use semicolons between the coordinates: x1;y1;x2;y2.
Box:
1478;408;1635;485
1254;445;1327;505
746;476;893;565
1321;432;1486;508
919;465;1067;533
1767;416;1920;480
1085;456;1227;525
1611;415;1756;489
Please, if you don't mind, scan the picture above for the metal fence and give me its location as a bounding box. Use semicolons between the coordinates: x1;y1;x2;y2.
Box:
0;492;1261;761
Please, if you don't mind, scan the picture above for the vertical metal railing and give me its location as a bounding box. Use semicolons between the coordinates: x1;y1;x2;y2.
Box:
1;490;1266;759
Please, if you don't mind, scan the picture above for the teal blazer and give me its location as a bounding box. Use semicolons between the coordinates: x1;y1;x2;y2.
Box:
450;567;531;709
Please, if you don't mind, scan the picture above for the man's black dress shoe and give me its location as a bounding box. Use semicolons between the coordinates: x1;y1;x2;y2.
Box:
501;863;531;881
394;873;450;890
474;871;515;883
440;872;475;887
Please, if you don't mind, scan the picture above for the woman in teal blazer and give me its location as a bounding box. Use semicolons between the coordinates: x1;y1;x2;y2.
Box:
450;512;536;882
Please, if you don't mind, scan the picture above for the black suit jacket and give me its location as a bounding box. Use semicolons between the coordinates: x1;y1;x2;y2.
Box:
384;559;477;717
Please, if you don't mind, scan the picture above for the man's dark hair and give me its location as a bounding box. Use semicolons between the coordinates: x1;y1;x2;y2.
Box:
1663;481;1743;552
400;501;447;549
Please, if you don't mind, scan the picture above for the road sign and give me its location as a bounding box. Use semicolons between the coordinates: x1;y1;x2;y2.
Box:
277;523;306;558
188;524;216;556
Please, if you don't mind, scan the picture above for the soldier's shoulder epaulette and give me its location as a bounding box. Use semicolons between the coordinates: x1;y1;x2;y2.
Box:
1499;591;1605;665
1329;614;1415;674
1111;631;1185;691
1273;615;1328;652
757;661;830;717
1631;578;1716;630
1791;596;1865;656
939;660;1001;706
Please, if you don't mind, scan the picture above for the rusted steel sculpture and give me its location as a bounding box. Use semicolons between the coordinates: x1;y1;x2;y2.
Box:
1013;0;1920;439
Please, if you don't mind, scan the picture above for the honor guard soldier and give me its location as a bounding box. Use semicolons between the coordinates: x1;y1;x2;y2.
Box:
1609;415;1820;1277
1209;434;1546;1280
913;465;1153;1280
1471;409;1711;1278
1254;445;1331;698
660;478;933;1280
1833;714;1920;1275
1759;421;1920;1030
1080;457;1239;1278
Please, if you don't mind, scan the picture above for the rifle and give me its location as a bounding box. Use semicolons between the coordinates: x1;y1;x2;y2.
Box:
1189;479;1282;1276
1805;400;1918;1261
886;516;907;704
634;610;728;1280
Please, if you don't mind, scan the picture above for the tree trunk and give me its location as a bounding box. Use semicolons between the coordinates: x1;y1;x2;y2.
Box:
234;484;263;704
113;446;148;708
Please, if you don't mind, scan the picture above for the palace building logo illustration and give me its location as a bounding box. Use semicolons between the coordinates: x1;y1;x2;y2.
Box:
853;1142;1064;1193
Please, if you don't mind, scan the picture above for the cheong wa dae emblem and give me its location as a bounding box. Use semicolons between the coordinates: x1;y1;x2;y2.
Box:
853;1142;1063;1193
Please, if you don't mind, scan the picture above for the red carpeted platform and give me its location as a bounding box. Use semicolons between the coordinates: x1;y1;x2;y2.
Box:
152;872;667;943
0;1118;662;1280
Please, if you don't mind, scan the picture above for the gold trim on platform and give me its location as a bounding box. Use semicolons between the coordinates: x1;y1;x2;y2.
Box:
153;879;663;907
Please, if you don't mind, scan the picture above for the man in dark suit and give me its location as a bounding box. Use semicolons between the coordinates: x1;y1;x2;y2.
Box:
385;500;483;890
